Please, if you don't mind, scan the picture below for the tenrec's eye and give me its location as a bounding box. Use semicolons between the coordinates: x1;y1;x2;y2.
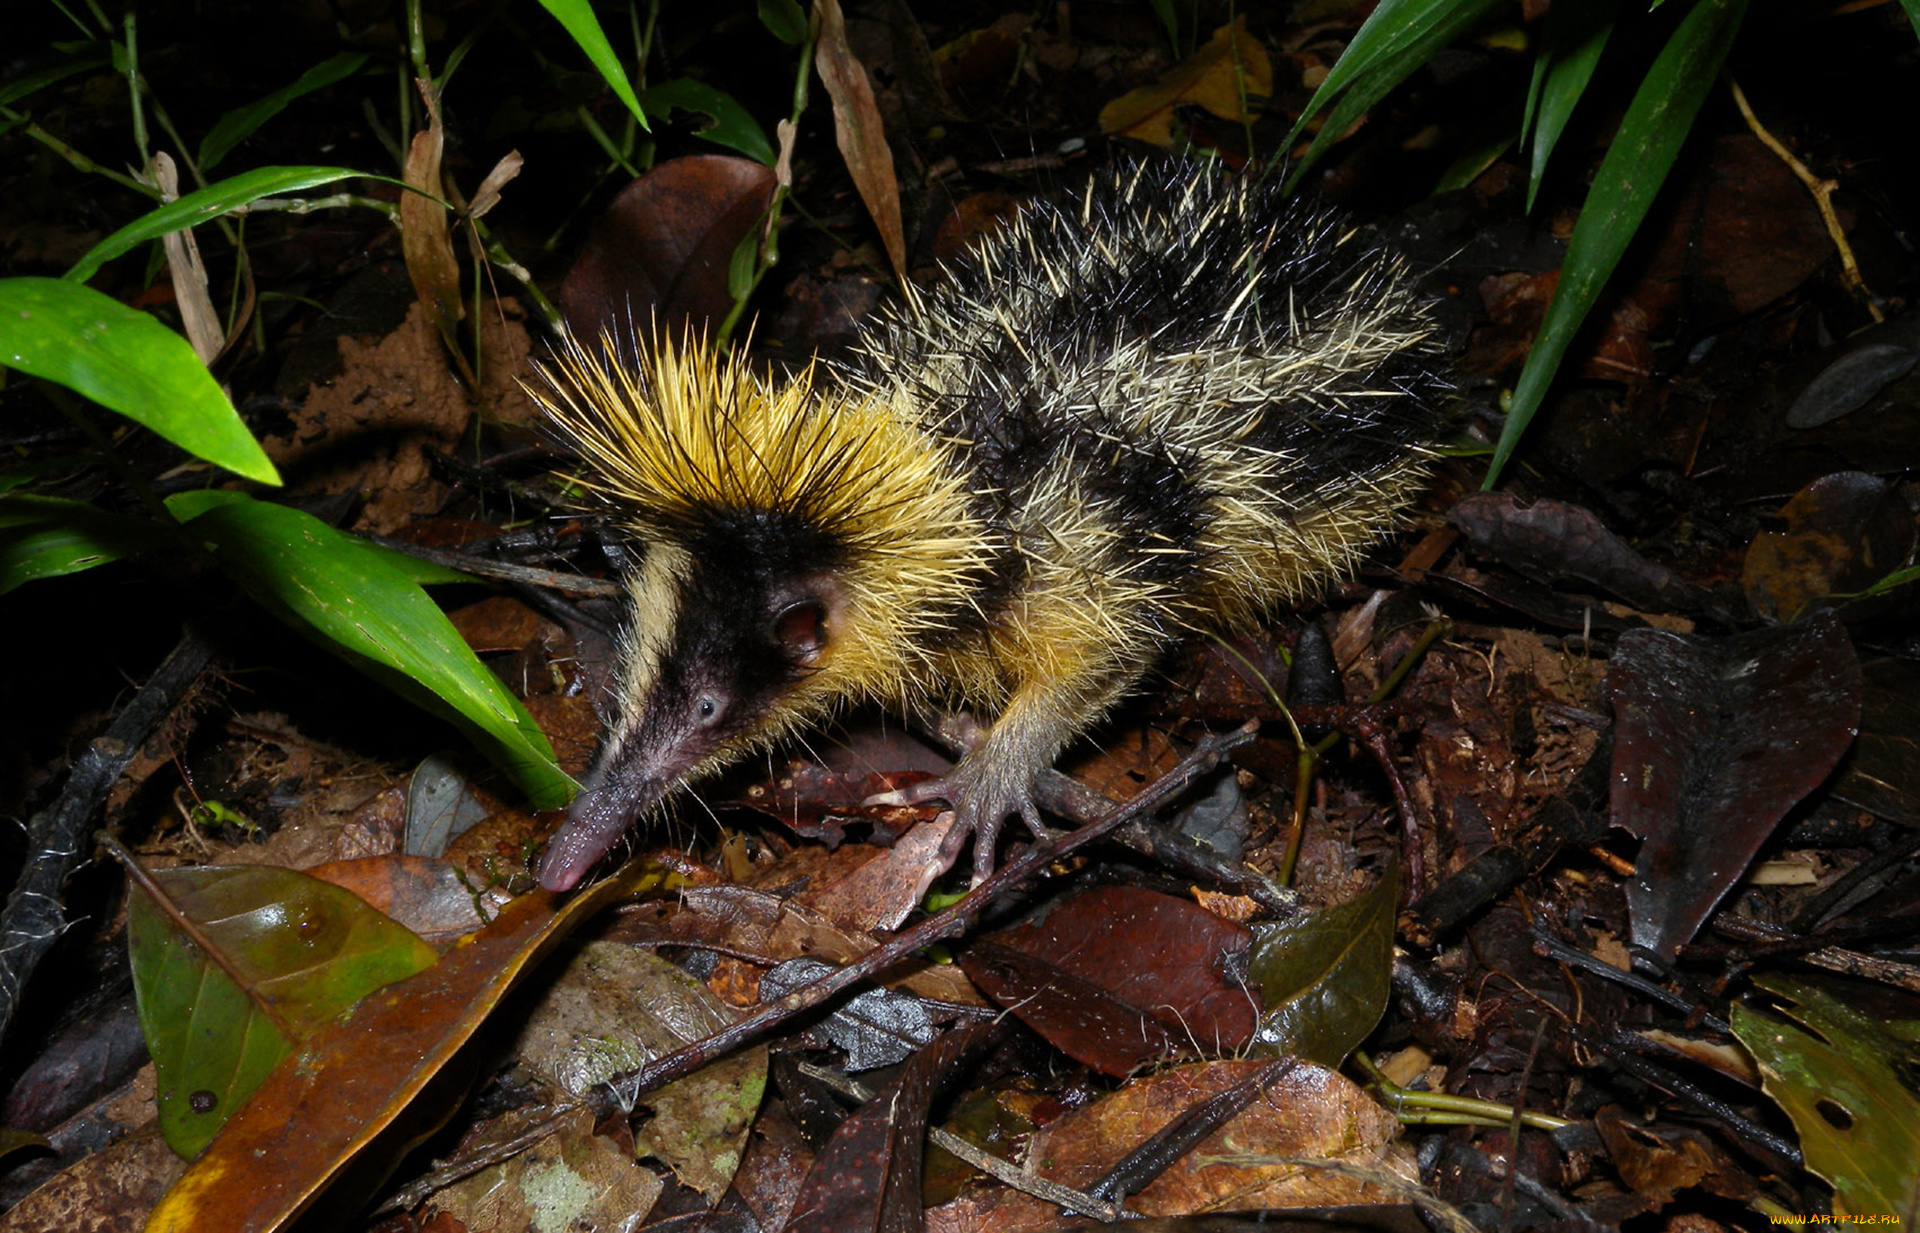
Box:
696;695;721;725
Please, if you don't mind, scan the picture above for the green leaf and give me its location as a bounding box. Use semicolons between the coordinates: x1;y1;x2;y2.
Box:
0;277;281;484
1903;0;1920;41
1524;0;1618;213
640;78;776;166
1246;868;1397;1066
169;489;472;586
1485;0;1749;488
0;49;111;109
1732;976;1920;1221
757;0;809;45
165;493;573;808
64;165;375;285
536;0;651;129
198;53;371;172
1283;0;1505;193
129;864;439;1158
0;493;171;593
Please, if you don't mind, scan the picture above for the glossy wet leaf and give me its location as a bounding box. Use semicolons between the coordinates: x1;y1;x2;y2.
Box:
165;492;572;808
144;864;658;1233
1609;615;1860;960
961;886;1256;1076
1732;977;1920;1220
1247;868;1396;1066
1486;0;1748;486
65;166;377;285
0;493;171;593
0;278;280;485
127;865;439;1158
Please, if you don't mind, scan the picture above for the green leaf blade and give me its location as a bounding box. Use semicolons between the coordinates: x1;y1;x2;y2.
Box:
1283;0;1505;193
0;493;172;592
536;0;651;129
1732;976;1920;1220
640;78;775;165
1247;868;1397;1066
64;165;375;285
0;277;281;484
198;53;371;172
166;493;573;808
1485;0;1749;488
1525;0;1619;213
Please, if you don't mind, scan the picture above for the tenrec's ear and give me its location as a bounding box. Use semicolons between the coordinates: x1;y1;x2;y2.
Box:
772;599;829;666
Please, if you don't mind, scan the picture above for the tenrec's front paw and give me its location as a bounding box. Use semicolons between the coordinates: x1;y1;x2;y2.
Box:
865;765;1046;885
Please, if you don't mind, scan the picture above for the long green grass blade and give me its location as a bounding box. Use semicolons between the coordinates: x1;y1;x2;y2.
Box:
1526;0;1618;213
1283;0;1504;192
65;166;375;284
1485;0;1749;489
536;0;651;129
198;53;370;172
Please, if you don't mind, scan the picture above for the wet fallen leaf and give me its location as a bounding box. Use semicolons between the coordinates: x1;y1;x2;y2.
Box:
786;1020;997;1233
424;1105;664;1232
1451;491;1714;614
1248;869;1396;1066
127;863;440;1158
1594;1108;1753;1206
0;1128;183;1233
142;863;655;1233
510;943;766;1201
1609;615;1861;959
932;1059;1405;1229
960;886;1256;1076
1741;471;1917;621
557;154;777;350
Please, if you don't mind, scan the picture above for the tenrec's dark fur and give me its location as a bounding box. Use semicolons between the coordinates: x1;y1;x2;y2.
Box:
533;159;1449;891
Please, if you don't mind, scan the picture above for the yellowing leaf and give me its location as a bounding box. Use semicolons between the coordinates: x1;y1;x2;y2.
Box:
1099;18;1272;147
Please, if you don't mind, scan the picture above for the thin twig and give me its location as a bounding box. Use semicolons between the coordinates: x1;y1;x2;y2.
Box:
600;722;1261;1104
1728;76;1882;322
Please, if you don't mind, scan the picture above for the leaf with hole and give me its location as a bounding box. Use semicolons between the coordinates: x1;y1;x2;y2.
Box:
1732;976;1920;1220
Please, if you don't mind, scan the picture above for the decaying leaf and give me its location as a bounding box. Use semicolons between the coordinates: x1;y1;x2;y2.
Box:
1609;615;1861;959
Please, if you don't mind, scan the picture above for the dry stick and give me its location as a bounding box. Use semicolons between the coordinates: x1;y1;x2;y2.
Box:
1570;1023;1801;1171
601;721;1261;1105
925;711;1296;915
0;628;215;1045
1728;75;1882;323
1088;1056;1301;1204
